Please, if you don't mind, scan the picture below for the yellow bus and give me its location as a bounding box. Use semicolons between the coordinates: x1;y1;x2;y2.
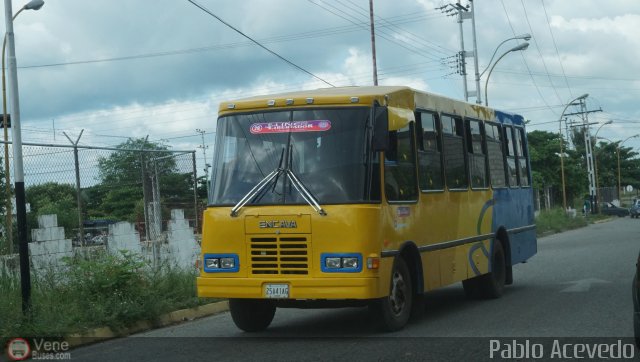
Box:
197;86;537;332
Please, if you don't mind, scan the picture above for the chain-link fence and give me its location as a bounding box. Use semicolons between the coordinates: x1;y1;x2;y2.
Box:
0;140;202;254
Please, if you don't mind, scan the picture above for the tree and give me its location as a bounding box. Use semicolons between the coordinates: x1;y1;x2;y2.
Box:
98;138;174;185
25;182;78;240
89;138;198;228
527;130;562;190
92;138;176;223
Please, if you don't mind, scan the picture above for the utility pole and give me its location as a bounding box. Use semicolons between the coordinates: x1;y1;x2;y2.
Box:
369;0;378;86
438;1;480;103
196;129;210;200
566;105;603;213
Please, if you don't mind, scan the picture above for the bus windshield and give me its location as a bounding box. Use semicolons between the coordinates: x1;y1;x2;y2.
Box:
210;107;379;206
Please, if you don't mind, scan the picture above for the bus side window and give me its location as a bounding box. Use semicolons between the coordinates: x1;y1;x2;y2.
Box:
466;118;488;189
486;123;506;188
503;125;519;187
384;125;418;201
417;111;444;191
442;115;468;190
516;127;530;187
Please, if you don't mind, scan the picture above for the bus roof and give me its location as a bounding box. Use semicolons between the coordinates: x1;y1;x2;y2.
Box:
218;86;525;126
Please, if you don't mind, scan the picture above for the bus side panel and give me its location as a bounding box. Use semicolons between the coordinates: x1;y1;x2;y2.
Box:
492;187;537;265
422;251;441;291
416;190;493;289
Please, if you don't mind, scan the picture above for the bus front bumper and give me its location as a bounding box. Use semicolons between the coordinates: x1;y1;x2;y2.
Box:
197;276;383;300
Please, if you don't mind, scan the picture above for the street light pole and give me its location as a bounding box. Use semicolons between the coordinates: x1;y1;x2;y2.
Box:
558;93;589;211
597;134;638;204
592;120;612;213
2;0;44;256
618;134;639;202
484;42;529;106
3;0;44;315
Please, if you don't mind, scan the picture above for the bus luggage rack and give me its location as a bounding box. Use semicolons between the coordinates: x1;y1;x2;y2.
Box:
250;236;309;275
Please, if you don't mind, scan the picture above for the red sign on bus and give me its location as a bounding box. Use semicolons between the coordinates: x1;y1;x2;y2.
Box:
250;120;331;134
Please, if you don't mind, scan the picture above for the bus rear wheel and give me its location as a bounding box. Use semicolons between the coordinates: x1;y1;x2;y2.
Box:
370;257;413;332
229;299;276;332
463;240;506;299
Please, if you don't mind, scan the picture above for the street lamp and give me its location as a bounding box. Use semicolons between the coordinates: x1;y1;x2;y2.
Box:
479;33;531;79
592;120;612;212
558;93;589;211
3;0;45;314
483;42;529;106
476;33;531;105
2;0;44;255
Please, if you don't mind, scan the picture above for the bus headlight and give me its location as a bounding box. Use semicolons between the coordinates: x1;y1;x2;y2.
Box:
205;258;219;269
342;257;359;269
321;253;362;272
220;257;236;269
325;257;342;269
203;254;239;272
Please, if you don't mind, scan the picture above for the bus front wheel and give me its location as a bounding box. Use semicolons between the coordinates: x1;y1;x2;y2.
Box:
463;240;506;299
370;257;413;332
229;299;276;332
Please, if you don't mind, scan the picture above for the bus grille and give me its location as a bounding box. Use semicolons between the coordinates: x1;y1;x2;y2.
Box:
250;236;309;275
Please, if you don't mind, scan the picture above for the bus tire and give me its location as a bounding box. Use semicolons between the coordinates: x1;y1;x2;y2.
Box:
229;299;276;332
370;257;413;332
463;240;506;299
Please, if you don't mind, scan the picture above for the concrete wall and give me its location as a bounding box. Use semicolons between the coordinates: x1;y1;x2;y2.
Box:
29;215;73;275
1;210;201;275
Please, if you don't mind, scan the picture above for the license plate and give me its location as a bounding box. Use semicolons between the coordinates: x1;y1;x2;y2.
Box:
264;284;289;298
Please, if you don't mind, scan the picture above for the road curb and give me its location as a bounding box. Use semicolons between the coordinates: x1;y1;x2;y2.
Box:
593;217;614;224
65;300;229;347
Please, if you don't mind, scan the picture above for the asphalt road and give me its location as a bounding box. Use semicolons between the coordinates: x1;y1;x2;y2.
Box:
70;217;639;361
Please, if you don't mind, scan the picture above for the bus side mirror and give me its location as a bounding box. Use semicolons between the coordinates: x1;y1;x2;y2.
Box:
372;106;388;151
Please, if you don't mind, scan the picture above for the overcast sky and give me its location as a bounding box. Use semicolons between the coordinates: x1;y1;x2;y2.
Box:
3;0;640;170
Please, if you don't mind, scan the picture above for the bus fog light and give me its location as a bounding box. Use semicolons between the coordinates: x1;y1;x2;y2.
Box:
325;257;342;269
220;257;236;269
342;257;358;269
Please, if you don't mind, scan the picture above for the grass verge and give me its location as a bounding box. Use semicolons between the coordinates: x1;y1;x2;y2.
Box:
535;208;610;236
0;250;214;339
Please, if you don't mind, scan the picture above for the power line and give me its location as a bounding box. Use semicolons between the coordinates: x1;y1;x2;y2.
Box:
340;0;453;57
520;0;564;105
18;11;443;70
305;0;448;63
541;0;573;99
500;0;557;116
186;0;335;87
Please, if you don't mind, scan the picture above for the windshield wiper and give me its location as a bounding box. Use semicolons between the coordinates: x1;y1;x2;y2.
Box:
230;145;327;217
285;168;327;216
230;168;282;217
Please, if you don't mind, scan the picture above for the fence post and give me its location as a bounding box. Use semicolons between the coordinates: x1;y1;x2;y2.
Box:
192;151;199;233
64;130;85;246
